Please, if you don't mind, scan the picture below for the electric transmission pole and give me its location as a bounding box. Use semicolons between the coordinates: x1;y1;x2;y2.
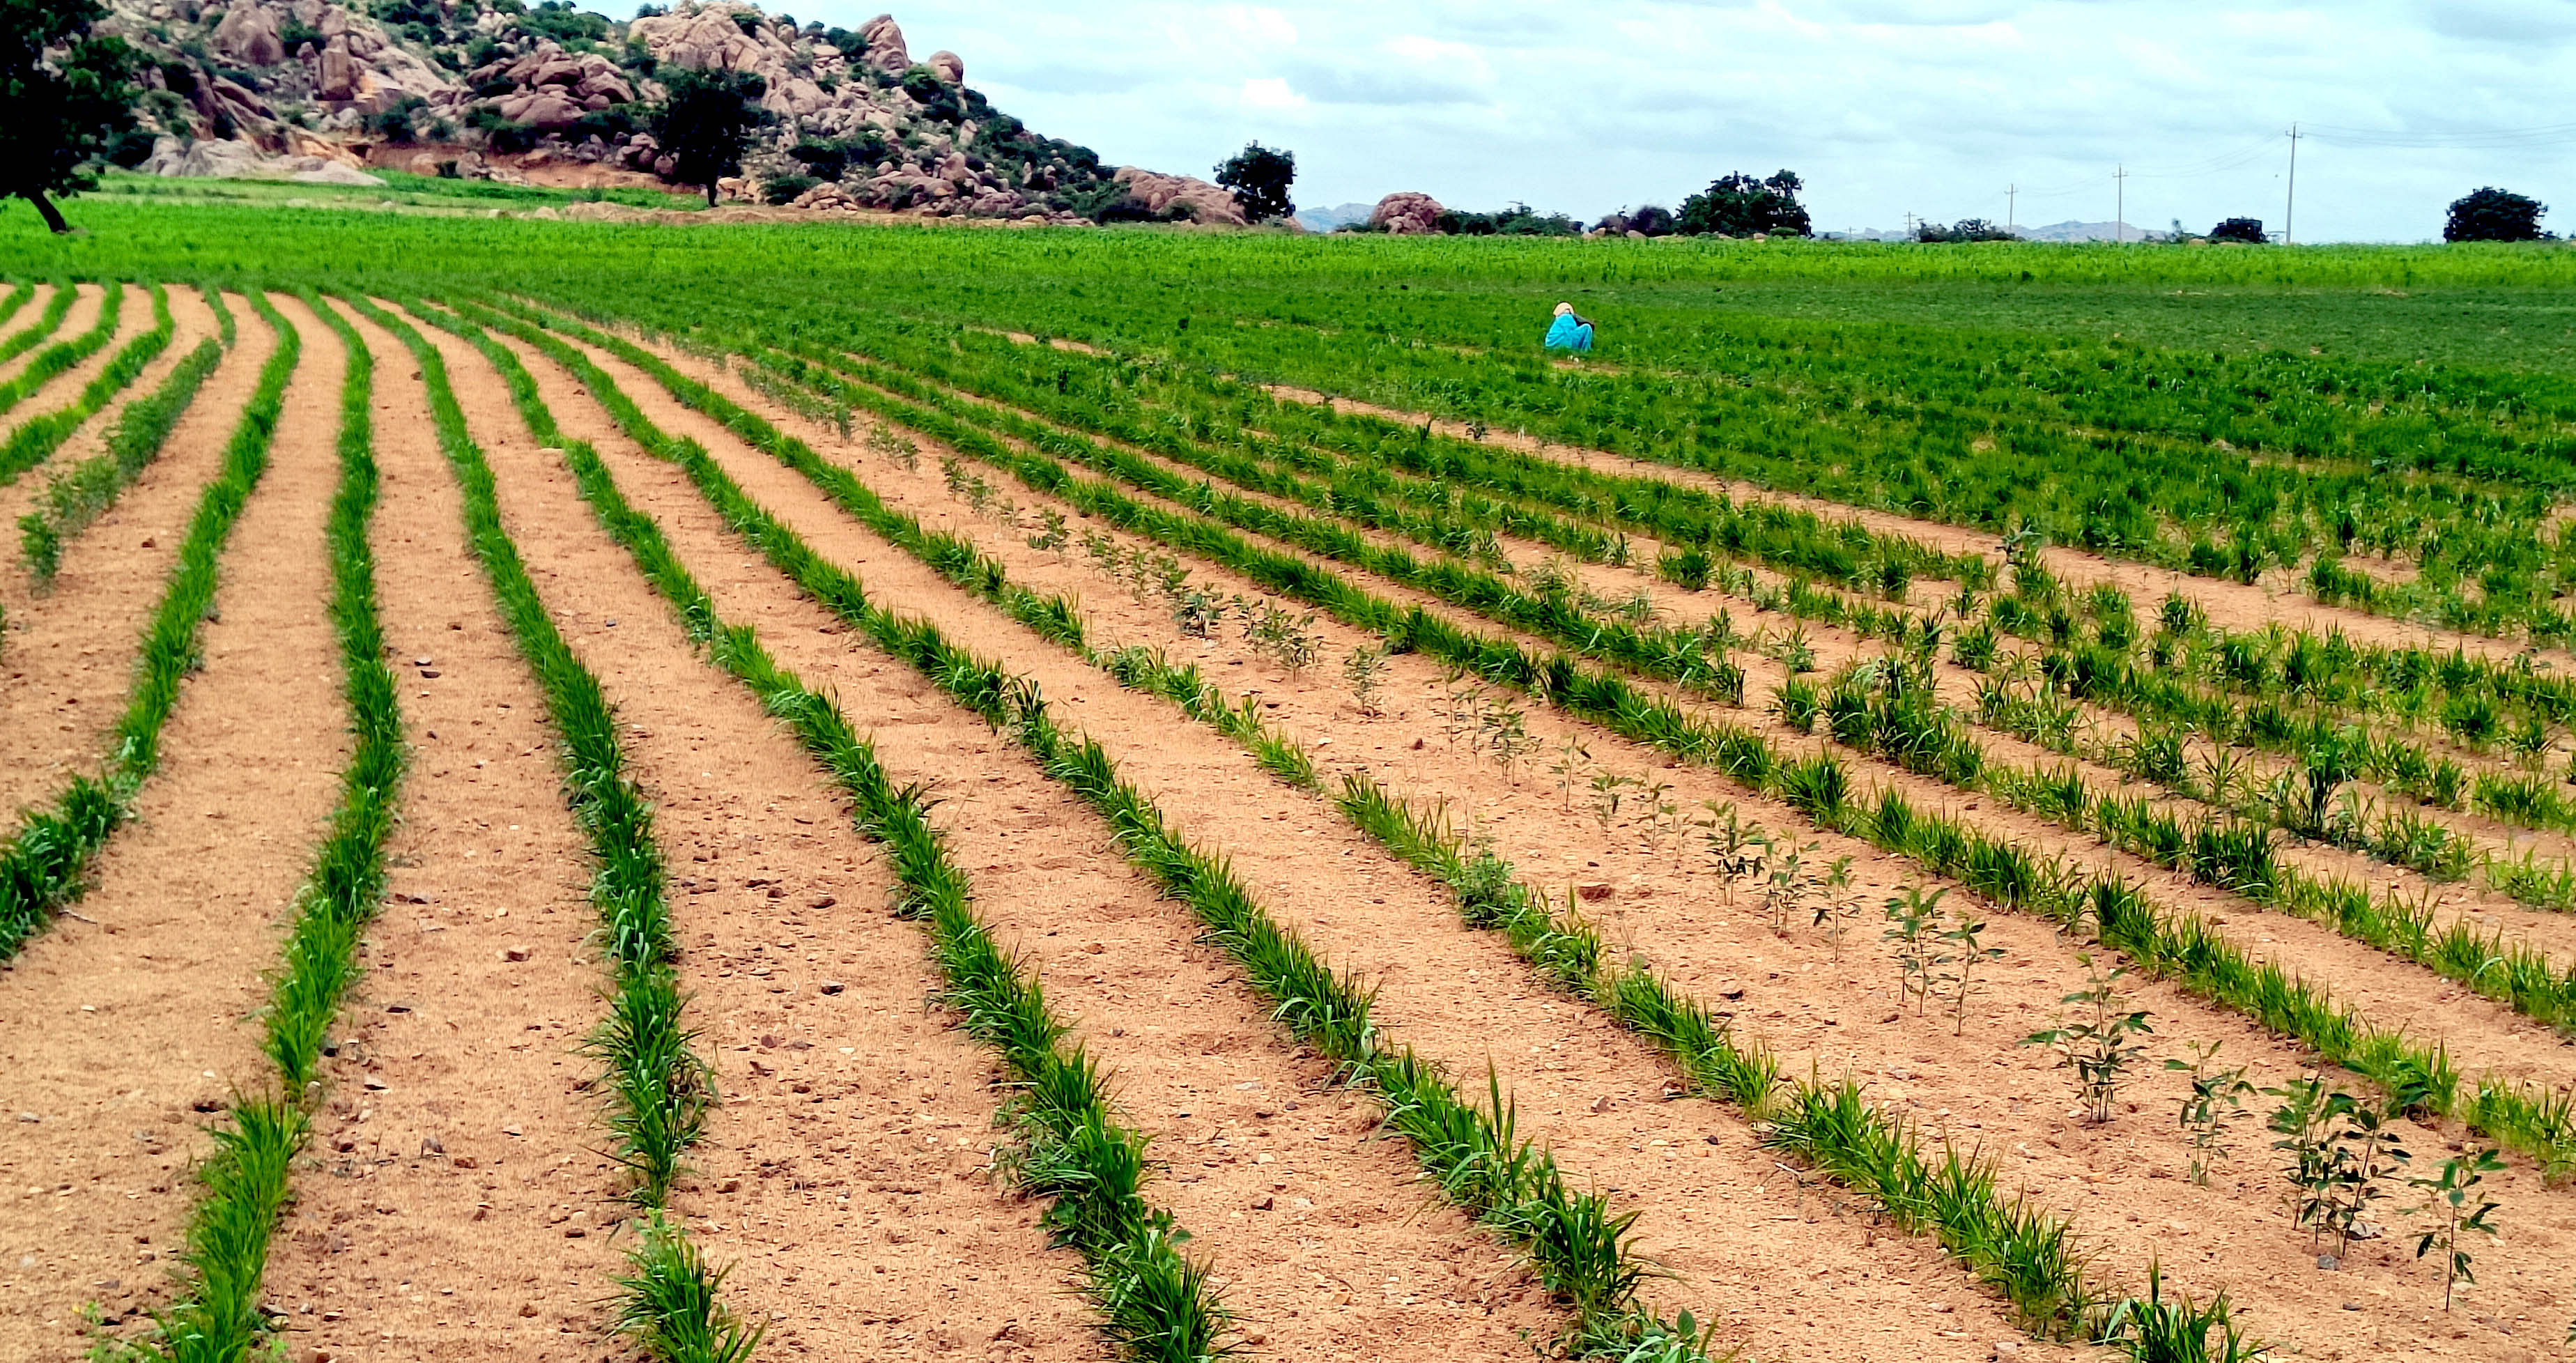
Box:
2284;123;2300;245
2113;164;2129;243
2007;183;2016;234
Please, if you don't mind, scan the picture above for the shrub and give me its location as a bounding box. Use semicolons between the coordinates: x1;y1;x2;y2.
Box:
2445;187;2547;242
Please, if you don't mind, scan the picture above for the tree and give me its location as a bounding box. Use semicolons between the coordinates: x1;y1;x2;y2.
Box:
649;68;771;207
0;0;141;235
1676;170;1811;238
1214;141;1295;222
2209;216;2267;243
1916;218;2017;243
2445;187;2546;242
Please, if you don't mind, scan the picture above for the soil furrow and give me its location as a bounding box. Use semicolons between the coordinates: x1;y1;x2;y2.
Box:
0;284;57;351
253;300;622;1360
832;349;2576;1110
0;295;272;825
534;322;2068;1363
0;295;346;1362
1260;383;2576;674
663;341;2576;1360
0;282;152;452
481;322;1582;1361
408;309;1105;1360
0;284;97;387
0;289;208;544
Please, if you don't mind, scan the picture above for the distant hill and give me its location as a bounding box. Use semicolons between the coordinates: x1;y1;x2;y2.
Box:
1821;220;2157;244
1293;201;1375;233
93;2;1245;223
2016;220;2152;243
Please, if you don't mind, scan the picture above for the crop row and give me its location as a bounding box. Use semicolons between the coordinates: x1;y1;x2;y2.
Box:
0;289;294;960
493;297;2293;1355
0;282;77;371
1;283;177;487
447;296;1758;1363
19;318;223;580
824;352;2576;948
345;296;760;1358
626;306;2576;1178
913;279;2576;643
111;294;401;1360
707;309;2576;1059
0;281;128;427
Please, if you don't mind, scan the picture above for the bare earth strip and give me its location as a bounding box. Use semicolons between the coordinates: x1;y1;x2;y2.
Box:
256;301;623;1360
537;328;2060;1363
0;288;212;542
0;294;270;820
410;311;1104;1362
0;284;99;387
1258;383;2566;670
670;337;2575;1360
486;327;1566;1362
0;281;153;451
0;296;346;1361
0;284;59;351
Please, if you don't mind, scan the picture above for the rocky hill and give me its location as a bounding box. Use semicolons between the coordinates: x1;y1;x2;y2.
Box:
95;1;1250;224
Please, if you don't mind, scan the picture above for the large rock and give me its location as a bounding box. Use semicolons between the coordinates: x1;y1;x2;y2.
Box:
924;49;962;83
315;36;360;100
857;13;909;73
210;3;286;66
289;161;385;186
147;136;268;178
498;87;588;127
1111;167;1248;226
1369;192;1444;236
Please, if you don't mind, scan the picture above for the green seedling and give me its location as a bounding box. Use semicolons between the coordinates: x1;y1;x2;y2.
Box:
2409;1148;2503;1312
2023;955;2152;1120
1343;642;1390;716
2168;1041;2255;1185
1937;911;2004;1036
1883;884;1945;1015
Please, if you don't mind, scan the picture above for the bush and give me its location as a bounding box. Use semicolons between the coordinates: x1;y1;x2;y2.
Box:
1595;205;1675;236
2446;187;2547;242
763;173;817;204
1677;170;1811;238
1213;141;1295;222
1916;218;2018;243
1439;203;1582;236
2208;216;2267;243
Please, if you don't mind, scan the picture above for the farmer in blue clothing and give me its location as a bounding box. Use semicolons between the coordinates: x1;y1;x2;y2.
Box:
1544;301;1594;352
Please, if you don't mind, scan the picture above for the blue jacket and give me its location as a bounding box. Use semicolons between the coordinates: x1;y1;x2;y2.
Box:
1545;313;1594;351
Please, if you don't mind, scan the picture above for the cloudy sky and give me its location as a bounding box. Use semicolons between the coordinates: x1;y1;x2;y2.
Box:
810;1;2576;240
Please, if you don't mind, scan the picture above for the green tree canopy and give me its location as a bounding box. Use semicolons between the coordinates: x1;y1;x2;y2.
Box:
2209;217;2267;244
1676;170;1811;238
649;68;771;206
0;0;140;234
1214;141;1295;222
2445;187;2546;243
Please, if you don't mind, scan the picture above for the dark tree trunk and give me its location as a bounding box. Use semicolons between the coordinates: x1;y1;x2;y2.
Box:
704;181;717;208
21;191;70;235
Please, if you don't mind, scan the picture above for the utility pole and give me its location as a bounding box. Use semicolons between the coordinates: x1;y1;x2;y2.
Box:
2113;164;2129;243
1904;210;1916;240
2007;183;2016;234
2284;122;2300;245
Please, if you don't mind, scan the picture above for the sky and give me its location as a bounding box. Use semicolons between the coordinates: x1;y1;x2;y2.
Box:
793;1;2576;240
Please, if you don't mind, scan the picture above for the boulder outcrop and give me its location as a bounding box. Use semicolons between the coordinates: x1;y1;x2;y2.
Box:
1369;192;1444;236
1111;167;1247;226
94;1;1219;225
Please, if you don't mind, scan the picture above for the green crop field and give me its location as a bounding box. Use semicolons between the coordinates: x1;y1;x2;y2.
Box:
5;201;2576;1363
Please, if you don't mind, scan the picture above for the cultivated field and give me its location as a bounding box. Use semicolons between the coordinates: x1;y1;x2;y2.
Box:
5;207;2576;1363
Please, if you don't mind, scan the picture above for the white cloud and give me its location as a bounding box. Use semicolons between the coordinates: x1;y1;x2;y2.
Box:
1240;76;1310;110
842;0;2576;240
